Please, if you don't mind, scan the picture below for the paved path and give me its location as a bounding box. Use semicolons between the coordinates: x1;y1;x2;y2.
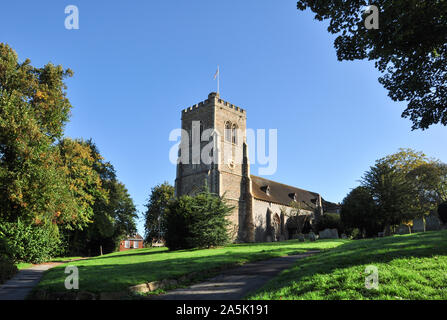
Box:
0;263;62;300
152;250;320;300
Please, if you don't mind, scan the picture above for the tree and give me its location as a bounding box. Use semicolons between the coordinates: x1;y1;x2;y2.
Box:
438;202;447;224
341;186;381;237
378;148;431;173
296;1;447;130
378;149;447;215
164;187;233;250
0;43;137;259
407;162;447;214
314;213;343;234
143;182;175;243
0;43;83;229
408;162;447;205
282;201;313;236
361;161;419;230
61;140;138;256
57;138;107;230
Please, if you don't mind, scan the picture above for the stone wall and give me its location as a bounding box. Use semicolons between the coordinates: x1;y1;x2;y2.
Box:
252;199;314;242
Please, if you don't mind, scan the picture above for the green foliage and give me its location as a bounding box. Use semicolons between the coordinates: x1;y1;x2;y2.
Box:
57;138;107;229
0;43;137;260
438;202;447;224
342;149;447;236
164;187;233;250
0;220;62;263
0;43;88;231
378;148;431;173
0;43;73;140
408;162;447;213
296;1;447;130
314;213;342;233
143;182;174;242
341;186;381;238
362;161;419;227
0;255;17;285
62;140;137;256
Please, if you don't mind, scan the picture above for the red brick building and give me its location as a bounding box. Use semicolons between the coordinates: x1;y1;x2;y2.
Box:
119;234;144;251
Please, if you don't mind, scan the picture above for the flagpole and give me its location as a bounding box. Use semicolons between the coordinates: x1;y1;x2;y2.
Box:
217;65;220;94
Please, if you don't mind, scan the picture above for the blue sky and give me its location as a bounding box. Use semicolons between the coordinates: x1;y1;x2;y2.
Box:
2;1;446;236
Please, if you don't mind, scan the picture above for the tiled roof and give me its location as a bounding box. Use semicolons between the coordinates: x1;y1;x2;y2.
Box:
125;233;144;241
250;175;320;209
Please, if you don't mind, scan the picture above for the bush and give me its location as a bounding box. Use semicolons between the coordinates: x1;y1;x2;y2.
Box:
314;213;343;233
0;220;62;264
0;255;17;285
438;202;447;224
164;188;233;250
340;186;382;238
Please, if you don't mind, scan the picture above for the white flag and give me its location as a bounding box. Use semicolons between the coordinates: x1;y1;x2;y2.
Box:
213;66;219;80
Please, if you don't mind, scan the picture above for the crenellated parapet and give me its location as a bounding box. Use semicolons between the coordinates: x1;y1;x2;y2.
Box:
182;92;245;115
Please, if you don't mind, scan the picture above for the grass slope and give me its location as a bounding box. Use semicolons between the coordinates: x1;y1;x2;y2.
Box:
35;240;345;293
248;230;447;300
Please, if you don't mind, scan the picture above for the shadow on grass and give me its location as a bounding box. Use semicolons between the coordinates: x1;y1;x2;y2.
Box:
247;230;447;299
34;242;337;294
85;248;168;261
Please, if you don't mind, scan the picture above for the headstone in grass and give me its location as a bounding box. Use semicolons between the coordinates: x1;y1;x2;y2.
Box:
426;213;442;231
397;224;411;234
298;234;305;242
318;228;339;239
308;231;316;242
412;218;426;233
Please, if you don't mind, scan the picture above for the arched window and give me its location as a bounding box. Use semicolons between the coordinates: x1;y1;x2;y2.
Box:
232;124;237;144
225;122;232;142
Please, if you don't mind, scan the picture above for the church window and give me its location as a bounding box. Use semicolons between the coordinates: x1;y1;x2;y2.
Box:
232;124;237;144
225;122;232;142
262;185;271;196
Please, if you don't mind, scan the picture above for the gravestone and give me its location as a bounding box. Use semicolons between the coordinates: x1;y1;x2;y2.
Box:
426;213;442;231
318;228;339;239
384;225;393;236
298;234;305;242
377;232;385;237
397;224;411;234
412;218;425;233
341;234;347;239
308;232;316;242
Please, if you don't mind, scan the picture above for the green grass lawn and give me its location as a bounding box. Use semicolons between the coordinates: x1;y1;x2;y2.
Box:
15;256;85;270
15;262;33;270
247;230;447;300
34;240;345;293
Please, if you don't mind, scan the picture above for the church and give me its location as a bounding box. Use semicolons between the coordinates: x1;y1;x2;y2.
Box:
174;92;339;243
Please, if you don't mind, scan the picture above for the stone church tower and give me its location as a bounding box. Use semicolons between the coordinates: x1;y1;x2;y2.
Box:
175;92;254;242
175;92;339;243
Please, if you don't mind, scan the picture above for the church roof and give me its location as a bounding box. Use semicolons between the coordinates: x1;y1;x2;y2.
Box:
250;175;320;209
